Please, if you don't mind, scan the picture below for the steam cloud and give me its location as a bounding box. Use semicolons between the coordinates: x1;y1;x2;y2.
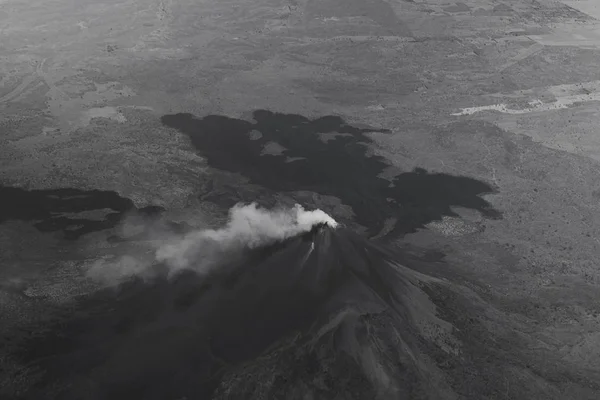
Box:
86;203;338;284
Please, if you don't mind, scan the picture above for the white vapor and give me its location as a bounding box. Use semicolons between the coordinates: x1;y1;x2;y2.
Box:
155;203;338;276
86;203;338;284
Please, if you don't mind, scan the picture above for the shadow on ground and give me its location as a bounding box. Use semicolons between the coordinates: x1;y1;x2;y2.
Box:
0;186;163;240
161;110;501;236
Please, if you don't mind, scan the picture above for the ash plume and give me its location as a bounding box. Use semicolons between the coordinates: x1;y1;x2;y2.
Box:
155;202;338;275
86;203;339;284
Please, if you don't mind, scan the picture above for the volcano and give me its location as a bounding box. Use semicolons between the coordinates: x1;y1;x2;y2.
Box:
13;220;476;400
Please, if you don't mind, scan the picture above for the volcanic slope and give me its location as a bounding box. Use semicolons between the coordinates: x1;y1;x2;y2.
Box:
10;222;591;400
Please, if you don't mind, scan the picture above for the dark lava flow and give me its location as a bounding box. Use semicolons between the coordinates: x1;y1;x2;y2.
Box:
0;185;165;240
161;110;502;236
13;226;470;400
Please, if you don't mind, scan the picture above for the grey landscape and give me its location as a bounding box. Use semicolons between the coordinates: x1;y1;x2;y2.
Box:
2;0;600;399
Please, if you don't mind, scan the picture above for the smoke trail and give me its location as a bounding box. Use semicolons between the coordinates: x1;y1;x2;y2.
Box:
156;202;337;275
86;203;338;283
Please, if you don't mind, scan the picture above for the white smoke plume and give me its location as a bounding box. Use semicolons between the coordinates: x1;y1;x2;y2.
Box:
86;203;338;284
156;203;337;275
86;255;157;286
